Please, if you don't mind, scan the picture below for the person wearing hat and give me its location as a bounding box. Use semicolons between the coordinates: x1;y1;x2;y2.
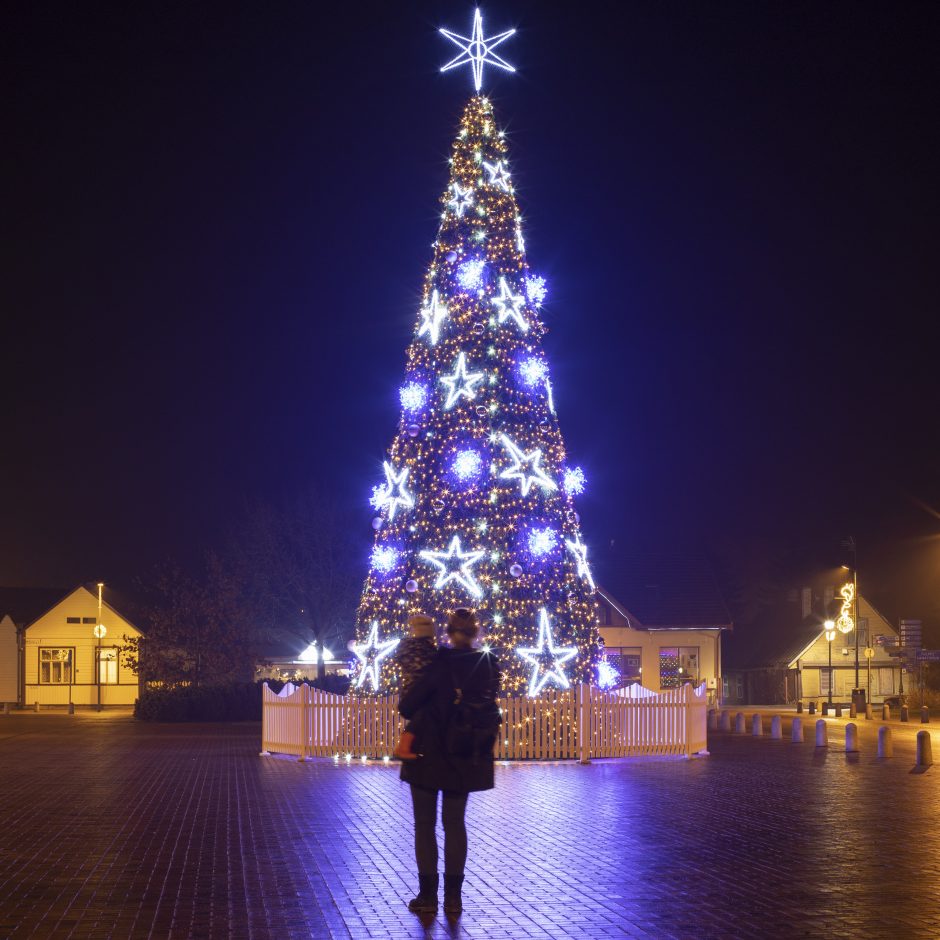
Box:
392;614;438;761
398;608;501;918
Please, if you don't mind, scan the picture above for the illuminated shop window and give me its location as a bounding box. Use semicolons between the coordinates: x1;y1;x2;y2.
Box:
40;648;74;684
659;647;700;688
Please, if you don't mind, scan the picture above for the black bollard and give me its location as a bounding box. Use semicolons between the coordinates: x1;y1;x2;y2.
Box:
901;705;909;722
922;706;930;724
796;700;804;714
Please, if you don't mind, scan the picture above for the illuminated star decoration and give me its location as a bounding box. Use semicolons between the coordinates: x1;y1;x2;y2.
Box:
516;608;577;697
565;535;596;591
440;8;516;93
447;181;474;217
417;289;449;345
419;535;486;598
499;434;557;496
483;159;511;192
440;352;485;409
491;277;528;332
352;622;400;691
371;462;414;520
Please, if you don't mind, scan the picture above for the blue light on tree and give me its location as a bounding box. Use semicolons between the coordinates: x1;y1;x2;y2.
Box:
525;275;547;306
456;259;486;290
562;466;586;496
453;449;483;482
519;356;548;387
597;659;619;689
399;381;428;412
528;527;558;557
371;545;399;574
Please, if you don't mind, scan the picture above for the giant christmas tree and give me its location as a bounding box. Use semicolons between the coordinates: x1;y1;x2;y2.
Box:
353;10;601;697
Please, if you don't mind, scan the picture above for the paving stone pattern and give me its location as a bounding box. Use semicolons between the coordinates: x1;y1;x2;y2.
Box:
0;713;938;939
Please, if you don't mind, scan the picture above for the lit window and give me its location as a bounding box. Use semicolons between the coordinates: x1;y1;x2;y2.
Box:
40;648;74;684
97;648;118;684
659;647;700;688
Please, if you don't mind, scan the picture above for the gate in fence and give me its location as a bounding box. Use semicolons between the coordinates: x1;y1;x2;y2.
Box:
261;681;708;762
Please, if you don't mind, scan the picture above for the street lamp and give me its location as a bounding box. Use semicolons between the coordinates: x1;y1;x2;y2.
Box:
864;645;875;704
95;582;105;712
841;555;861;702
824;620;837;712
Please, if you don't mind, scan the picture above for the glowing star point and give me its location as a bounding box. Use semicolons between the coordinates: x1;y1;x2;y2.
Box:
352;622;400;691
440;352;485;409
519;356;548;387
565;535;595;591
419;535;486;598
516;609;577;697
482;159;511;191
440;8;516;93
417;289;449;345
371;462;414;521
491;277;528;332
499;434;557;497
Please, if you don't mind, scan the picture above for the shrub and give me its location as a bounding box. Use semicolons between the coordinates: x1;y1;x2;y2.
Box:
135;681;263;722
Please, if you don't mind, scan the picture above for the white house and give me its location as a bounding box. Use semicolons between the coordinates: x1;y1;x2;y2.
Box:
0;585;143;708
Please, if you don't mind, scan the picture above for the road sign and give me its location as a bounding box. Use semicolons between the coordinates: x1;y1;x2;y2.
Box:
915;649;940;662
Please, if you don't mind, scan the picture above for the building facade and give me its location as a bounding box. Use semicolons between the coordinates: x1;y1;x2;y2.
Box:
594;557;733;704
0;585;142;708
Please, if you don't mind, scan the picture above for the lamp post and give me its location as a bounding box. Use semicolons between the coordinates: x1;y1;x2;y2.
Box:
95;582;105;712
824;620;836;711
864;645;874;703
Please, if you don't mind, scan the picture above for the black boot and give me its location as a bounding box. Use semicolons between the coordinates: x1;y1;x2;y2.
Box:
408;873;439;913
443;873;463;915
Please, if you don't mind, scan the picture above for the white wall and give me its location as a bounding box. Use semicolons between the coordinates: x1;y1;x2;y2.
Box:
0;615;17;703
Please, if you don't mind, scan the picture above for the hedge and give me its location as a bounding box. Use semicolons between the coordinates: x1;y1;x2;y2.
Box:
134;675;352;722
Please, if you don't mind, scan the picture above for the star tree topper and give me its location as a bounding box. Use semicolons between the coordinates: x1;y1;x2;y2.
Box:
352;622;400;691
516;608;578;697
419;534;486;598
440;8;516;93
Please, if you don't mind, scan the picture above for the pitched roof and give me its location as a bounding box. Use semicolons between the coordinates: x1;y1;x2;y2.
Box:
0;587;70;627
595;553;733;629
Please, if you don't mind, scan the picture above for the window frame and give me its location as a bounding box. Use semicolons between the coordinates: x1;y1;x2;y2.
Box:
39;647;76;685
96;647;120;685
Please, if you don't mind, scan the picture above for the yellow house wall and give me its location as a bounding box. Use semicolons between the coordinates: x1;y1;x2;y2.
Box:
793;597;902;703
23;588;141;707
599;625;721;691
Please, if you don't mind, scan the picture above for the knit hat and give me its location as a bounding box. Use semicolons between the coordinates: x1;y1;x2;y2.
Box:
408;614;435;639
446;608;479;638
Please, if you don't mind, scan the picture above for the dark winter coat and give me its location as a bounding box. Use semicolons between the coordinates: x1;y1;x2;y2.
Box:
394;635;437;696
398;647;502;793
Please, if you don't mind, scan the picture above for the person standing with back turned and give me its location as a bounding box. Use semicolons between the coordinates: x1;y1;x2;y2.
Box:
398;608;501;917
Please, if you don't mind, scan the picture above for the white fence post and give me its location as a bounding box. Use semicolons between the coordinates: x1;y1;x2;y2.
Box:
578;683;591;764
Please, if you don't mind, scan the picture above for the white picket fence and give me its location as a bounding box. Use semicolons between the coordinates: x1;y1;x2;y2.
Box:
261;681;708;762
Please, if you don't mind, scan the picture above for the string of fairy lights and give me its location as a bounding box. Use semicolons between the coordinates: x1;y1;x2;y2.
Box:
352;12;604;699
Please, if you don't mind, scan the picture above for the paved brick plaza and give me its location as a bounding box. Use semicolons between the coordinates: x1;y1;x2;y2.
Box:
0;712;938;939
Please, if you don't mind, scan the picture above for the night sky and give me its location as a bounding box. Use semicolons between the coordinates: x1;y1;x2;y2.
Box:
5;2;939;632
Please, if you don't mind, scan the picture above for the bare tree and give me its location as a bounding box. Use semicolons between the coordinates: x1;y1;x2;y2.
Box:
122;553;256;687
231;487;362;681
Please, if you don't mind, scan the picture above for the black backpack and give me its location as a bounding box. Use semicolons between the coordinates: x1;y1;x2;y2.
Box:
445;669;500;763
